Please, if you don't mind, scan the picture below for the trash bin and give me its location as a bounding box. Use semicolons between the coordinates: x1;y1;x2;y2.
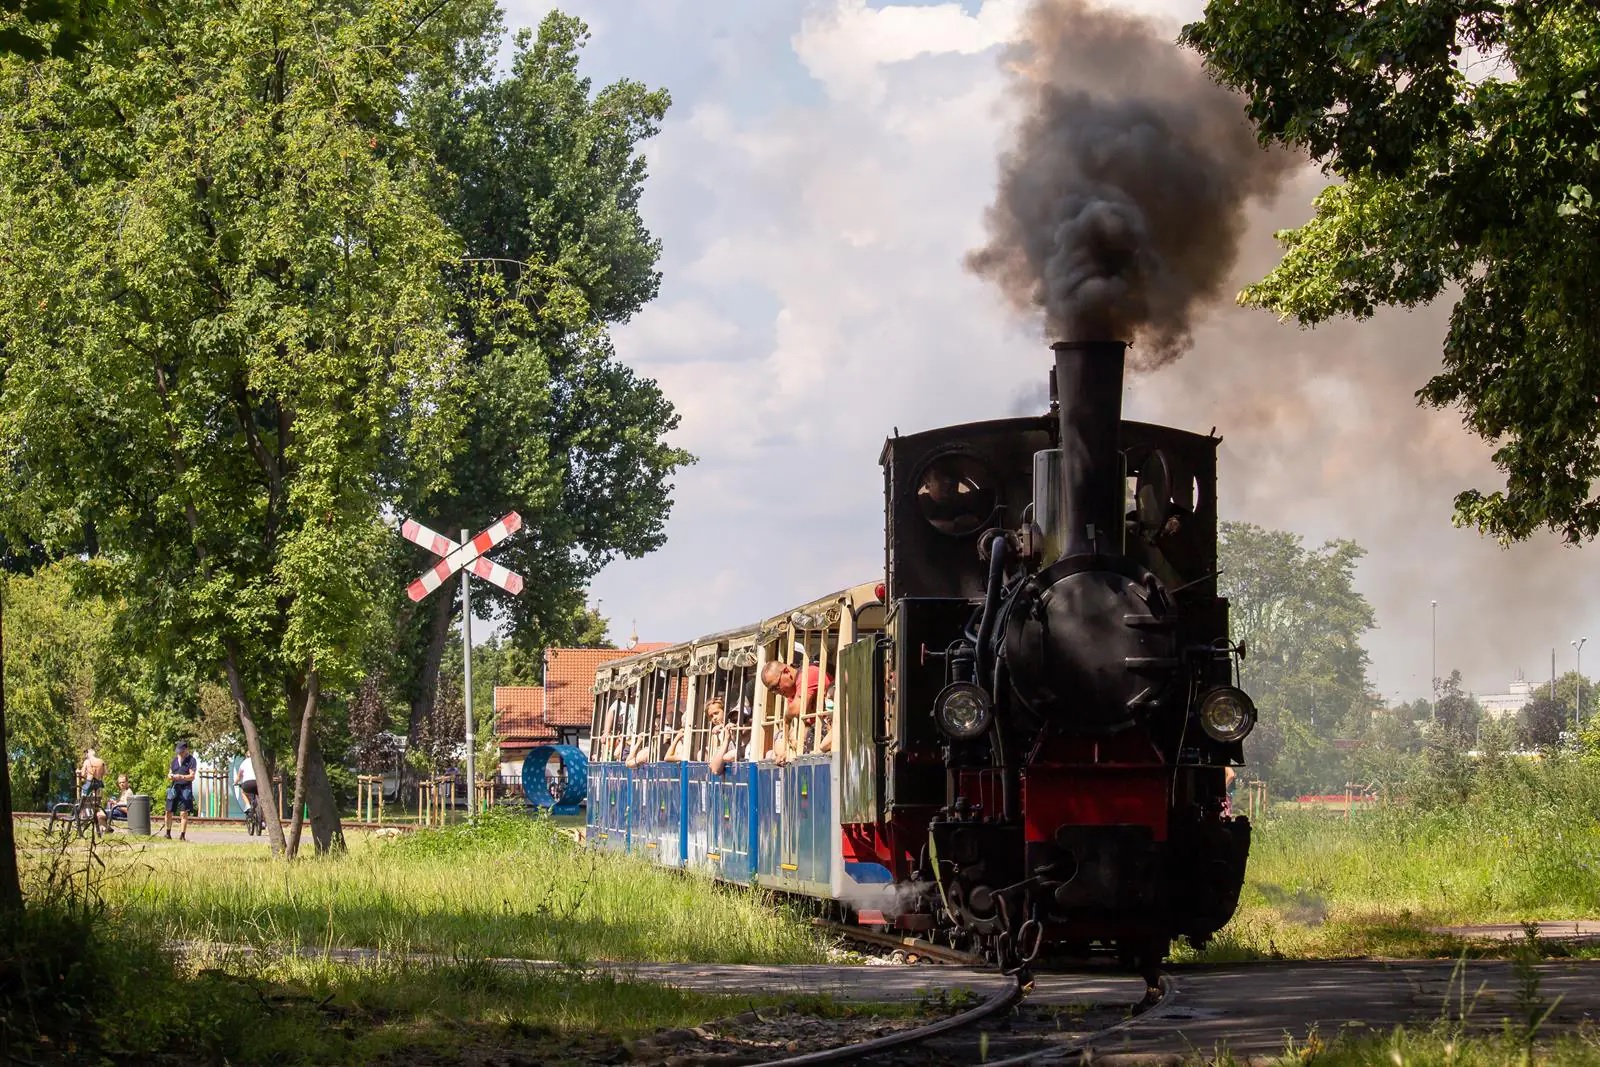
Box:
128;794;152;836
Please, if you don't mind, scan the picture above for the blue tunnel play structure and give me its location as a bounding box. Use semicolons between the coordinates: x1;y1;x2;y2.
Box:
520;744;588;815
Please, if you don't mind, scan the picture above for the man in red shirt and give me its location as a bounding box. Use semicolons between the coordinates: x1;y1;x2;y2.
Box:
763;661;829;720
763;660;832;763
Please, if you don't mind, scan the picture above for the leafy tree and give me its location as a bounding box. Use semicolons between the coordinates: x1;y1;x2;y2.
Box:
0;565;109;807
1431;669;1482;740
1517;670;1594;748
392;14;691;753
0;0;485;854
1182;2;1600;542
1219;522;1375;792
1416;672;1480;807
0;0;113;60
1520;694;1568;750
1349;699;1423;796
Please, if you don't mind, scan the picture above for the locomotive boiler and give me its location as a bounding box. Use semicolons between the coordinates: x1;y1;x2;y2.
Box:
585;338;1254;982
880;339;1253;975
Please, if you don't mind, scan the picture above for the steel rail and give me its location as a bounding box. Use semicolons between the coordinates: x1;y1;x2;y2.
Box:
980;974;1175;1066
811;918;986;967
758;971;1025;1066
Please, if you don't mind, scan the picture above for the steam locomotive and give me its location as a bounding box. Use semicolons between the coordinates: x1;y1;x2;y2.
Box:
585;339;1254;979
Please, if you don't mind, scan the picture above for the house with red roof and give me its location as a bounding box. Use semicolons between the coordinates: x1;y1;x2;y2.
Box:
494;641;672;779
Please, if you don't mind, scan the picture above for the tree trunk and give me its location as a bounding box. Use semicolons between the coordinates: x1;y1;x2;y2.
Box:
406;592;454;796
285;668;319;859
224;640;287;855
0;596;22;910
301;739;344;854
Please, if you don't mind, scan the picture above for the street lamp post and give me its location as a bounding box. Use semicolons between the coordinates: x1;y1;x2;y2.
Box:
1430;600;1438;721
1574;638;1588;732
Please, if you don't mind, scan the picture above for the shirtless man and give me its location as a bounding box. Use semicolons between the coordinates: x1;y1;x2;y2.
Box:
79;747;107;799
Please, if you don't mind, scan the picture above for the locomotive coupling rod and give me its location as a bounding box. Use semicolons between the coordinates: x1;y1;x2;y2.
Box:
758;973;1025;1066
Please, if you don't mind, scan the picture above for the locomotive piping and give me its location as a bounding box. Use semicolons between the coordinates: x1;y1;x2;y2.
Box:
974;530;1010;693
1051;340;1127;556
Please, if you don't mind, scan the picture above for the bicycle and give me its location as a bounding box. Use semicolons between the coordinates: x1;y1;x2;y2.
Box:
47;787;104;841
243;797;265;837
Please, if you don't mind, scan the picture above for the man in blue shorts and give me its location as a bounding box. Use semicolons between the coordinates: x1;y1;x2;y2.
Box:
163;740;198;840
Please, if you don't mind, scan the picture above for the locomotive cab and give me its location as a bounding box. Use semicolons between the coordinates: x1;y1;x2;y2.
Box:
873;340;1253;975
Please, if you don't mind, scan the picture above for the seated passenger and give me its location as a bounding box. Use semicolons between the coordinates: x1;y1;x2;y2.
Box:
663;706;693;763
623;729;652;768
596;704;618;761
817;685;837;754
705;699;732;775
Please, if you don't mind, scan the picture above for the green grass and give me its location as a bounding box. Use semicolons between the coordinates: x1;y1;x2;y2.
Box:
2;911;878;1065
66;809;824;965
3;810;868;1064
1210;1024;1600;1066
1180;761;1600;962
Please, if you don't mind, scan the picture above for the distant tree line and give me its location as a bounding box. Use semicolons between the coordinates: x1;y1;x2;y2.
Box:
1219;521;1598;802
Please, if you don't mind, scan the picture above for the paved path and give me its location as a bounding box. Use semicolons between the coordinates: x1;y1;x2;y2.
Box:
208;945;1600;1060
1431;920;1600;943
1060;959;1600;1063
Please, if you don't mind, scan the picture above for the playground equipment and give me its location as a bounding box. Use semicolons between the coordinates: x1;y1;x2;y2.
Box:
520;745;587;815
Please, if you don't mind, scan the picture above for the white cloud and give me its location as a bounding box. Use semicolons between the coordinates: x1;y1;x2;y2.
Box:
793;0;1024;103
616;298;742;363
575;0;1600;705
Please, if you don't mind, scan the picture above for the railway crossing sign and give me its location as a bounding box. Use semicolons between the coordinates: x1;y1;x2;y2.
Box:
400;511;525;814
401;513;525;601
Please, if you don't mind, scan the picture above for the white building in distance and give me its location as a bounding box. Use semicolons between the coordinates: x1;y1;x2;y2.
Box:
1478;676;1537;721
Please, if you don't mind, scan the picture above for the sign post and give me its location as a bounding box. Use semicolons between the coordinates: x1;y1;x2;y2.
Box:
401;512;525;817
461;529;475;809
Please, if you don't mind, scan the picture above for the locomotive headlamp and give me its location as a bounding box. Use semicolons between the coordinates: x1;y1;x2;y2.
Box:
1196;687;1257;743
934;682;993;741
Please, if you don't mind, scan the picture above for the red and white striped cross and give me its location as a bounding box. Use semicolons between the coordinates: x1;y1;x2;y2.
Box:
400;512;525;602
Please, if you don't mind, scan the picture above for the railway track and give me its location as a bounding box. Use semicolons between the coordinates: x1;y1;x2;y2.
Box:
812;919;987;967
171;935;1165;1065
765;970;1169;1066
803;921;1172;1064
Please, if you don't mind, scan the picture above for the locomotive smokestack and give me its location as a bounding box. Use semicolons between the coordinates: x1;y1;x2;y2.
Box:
1052;340;1125;556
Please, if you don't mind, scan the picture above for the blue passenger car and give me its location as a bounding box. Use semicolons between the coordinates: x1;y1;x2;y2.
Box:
582;597;880;902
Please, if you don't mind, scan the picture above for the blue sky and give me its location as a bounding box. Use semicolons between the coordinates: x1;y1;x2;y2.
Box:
491;0;1597;705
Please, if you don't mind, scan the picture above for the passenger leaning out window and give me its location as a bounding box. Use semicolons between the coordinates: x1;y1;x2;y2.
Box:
663;705;692;763
705;699;731;775
764;661;832;764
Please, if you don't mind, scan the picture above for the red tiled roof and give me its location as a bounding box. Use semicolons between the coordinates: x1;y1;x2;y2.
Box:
499;726;557;746
494;687;552;744
542;644;671;727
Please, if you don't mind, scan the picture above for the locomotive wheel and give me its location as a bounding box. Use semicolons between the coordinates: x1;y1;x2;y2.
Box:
1124;939;1168;1002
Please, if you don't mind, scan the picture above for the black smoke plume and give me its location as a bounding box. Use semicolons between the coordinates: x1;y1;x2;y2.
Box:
967;0;1296;367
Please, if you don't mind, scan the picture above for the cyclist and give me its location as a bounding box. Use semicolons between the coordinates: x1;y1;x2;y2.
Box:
234;753;260;828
